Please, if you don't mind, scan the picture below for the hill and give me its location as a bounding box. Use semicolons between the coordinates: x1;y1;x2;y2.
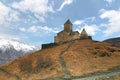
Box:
0;39;120;80
103;37;120;47
0;38;38;66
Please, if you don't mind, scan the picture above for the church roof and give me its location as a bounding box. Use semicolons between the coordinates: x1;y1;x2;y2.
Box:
64;19;72;25
81;28;88;36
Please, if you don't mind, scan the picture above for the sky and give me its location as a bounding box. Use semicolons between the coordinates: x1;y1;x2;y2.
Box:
0;0;120;47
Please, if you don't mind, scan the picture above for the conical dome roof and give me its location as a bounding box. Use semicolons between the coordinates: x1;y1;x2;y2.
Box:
64;19;72;25
80;28;88;37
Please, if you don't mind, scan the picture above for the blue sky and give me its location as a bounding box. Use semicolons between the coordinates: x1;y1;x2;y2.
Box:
0;0;120;47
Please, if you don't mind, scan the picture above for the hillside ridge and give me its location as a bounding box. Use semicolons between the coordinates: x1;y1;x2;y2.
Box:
104;37;120;47
1;39;120;80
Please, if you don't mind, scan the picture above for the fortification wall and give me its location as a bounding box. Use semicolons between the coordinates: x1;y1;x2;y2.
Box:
41;43;59;49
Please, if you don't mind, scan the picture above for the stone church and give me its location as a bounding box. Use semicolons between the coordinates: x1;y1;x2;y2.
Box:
42;19;92;49
54;19;92;43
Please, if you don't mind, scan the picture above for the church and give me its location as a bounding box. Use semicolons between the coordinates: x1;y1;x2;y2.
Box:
42;19;92;49
54;19;92;43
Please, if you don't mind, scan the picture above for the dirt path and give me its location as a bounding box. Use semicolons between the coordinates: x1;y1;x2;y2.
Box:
41;69;120;80
71;69;120;80
59;41;74;78
0;68;21;80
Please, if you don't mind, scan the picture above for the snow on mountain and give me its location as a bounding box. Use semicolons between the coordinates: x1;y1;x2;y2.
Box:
0;38;39;66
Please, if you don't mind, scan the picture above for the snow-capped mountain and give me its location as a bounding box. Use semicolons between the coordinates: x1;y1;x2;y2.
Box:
0;38;39;66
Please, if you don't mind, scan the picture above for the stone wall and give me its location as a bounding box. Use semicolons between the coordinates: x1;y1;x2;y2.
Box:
54;32;80;43
41;43;59;49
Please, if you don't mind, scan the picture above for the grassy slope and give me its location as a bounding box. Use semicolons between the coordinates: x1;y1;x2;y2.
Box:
0;40;120;80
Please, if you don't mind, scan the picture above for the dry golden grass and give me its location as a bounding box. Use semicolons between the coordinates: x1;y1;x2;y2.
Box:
0;40;120;80
0;72;16;80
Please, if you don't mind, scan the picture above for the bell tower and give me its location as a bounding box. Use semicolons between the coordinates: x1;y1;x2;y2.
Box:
64;19;72;32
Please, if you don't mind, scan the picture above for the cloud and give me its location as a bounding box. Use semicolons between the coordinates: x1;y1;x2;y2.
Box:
0;2;19;26
0;2;20;40
0;32;20;40
0;0;57;44
73;20;84;25
19;27;26;32
83;25;100;36
100;9;120;36
19;26;59;35
12;0;54;22
104;0;115;5
57;0;73;11
76;25;99;36
73;17;99;36
73;17;96;26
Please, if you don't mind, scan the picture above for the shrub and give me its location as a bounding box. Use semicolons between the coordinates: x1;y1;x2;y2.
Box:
92;51;97;55
33;57;52;73
91;50;111;57
19;59;32;73
118;50;120;52
98;52;110;57
106;47;116;52
94;47;100;49
36;57;51;68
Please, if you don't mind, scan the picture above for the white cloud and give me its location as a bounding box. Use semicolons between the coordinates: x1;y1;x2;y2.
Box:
76;25;99;36
28;26;59;33
73;20;84;25
73;17;98;36
84;25;99;36
99;9;106;14
12;0;54;22
19;26;59;35
104;0;115;5
28;26;38;33
0;2;19;25
73;17;96;26
100;9;120;36
0;1;19;40
86;17;96;22
57;0;73;11
19;27;26;32
0;33;20;40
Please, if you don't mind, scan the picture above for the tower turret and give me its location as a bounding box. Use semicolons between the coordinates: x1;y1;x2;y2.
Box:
64;19;72;32
80;28;88;39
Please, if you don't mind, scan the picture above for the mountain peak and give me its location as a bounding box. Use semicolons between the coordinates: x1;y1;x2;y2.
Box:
0;38;39;66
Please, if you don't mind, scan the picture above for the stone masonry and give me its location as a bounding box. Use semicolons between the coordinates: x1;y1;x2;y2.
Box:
54;19;92;43
42;19;92;49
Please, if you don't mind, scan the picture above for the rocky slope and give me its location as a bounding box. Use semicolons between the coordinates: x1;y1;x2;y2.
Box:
0;38;38;66
0;39;120;80
103;37;120;46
